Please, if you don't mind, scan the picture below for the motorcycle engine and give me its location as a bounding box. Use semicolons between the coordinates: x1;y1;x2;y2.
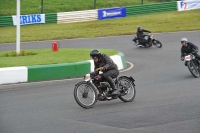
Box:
100;82;110;88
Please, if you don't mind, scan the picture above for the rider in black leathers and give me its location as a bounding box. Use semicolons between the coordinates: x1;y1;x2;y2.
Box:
181;38;200;61
90;49;119;95
136;26;151;44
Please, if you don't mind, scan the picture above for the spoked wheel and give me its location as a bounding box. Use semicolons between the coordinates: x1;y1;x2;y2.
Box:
153;40;162;48
74;82;97;109
117;76;136;102
187;61;200;78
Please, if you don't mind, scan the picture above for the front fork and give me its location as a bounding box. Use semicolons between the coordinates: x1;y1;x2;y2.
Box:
186;60;199;69
193;59;200;69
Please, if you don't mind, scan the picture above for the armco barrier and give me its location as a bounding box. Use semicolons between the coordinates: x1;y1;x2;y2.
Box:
0;16;13;27
177;0;200;11
45;13;57;24
57;10;98;24
126;2;177;16
0;2;178;27
0;13;57;27
98;7;126;20
0;52;127;85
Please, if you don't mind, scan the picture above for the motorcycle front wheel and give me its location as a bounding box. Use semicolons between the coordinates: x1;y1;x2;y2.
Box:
74;81;97;109
117;76;136;102
153;40;162;48
187;61;200;78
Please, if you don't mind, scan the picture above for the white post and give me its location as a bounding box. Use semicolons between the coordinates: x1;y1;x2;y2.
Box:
16;0;20;54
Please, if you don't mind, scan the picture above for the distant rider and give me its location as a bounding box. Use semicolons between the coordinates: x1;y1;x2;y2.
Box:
136;26;151;43
90;49;119;95
180;38;200;61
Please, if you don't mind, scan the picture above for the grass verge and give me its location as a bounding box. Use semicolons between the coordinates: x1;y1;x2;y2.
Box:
0;48;118;68
0;9;200;44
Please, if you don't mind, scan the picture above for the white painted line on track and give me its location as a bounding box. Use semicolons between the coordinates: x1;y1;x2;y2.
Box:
0;61;134;87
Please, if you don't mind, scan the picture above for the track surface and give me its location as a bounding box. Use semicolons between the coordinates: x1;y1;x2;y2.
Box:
0;31;200;133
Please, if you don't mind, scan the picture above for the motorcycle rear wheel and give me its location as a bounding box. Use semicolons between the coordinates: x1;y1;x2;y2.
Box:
187;61;200;78
117;76;136;102
74;81;97;109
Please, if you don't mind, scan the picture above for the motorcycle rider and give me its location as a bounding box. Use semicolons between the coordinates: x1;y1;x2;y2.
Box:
181;38;200;61
136;26;151;45
90;49;119;95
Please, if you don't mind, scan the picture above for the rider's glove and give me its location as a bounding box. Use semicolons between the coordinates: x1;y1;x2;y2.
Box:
181;57;184;61
96;67;105;72
180;56;184;61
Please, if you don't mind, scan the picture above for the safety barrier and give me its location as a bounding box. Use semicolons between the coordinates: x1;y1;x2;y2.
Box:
0;16;13;27
57;10;98;24
45;13;57;24
0;13;57;27
177;0;200;11
0;2;179;27
126;2;177;16
0;52;126;84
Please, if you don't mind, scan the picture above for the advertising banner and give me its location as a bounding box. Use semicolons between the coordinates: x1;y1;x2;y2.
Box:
12;14;45;25
177;0;200;11
98;7;126;20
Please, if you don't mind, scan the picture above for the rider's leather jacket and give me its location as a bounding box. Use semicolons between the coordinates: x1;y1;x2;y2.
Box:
136;29;151;39
94;54;118;72
181;42;199;57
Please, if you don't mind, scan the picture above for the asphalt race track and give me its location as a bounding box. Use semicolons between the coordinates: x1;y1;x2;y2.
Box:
0;31;200;133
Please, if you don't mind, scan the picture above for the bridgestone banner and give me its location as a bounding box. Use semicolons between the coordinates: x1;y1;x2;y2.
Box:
12;14;45;26
177;0;200;11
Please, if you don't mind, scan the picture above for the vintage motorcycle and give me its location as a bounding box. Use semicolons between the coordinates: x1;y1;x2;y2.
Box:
182;53;200;78
74;68;136;109
133;33;162;48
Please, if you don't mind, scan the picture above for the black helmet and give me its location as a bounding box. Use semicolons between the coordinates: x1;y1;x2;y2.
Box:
138;26;142;31
90;49;100;58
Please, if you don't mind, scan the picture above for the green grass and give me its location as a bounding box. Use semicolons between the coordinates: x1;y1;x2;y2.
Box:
0;0;167;16
0;48;118;68
0;9;200;44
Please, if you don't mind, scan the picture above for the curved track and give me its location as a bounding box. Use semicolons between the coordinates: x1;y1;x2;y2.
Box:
0;31;200;133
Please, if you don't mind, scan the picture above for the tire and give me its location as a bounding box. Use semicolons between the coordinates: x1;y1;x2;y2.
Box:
117;76;136;102
153;40;162;48
74;81;97;109
187;61;200;78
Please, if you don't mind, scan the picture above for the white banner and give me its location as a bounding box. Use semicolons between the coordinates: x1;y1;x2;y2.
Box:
177;0;200;11
12;14;45;25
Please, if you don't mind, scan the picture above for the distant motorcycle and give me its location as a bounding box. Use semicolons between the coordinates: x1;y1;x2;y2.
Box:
182;53;200;78
74;68;136;109
133;33;162;48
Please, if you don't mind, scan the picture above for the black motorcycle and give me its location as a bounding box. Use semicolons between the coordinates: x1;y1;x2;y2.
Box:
133;33;162;48
74;68;136;109
182;53;200;78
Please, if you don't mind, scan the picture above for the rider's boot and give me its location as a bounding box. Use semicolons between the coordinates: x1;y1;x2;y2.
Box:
106;76;119;96
111;89;119;95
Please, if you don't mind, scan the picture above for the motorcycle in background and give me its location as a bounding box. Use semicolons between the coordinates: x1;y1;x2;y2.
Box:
133;33;162;48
